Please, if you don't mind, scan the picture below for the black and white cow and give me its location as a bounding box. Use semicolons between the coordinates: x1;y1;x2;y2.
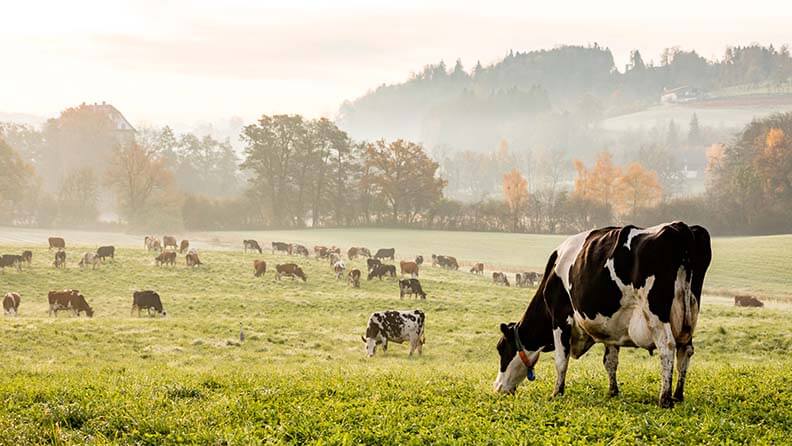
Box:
494;222;712;408
361;310;425;357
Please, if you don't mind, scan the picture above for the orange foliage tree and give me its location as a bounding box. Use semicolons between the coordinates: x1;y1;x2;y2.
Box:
573;151;622;209
617;162;663;218
502;168;528;231
754;128;792;197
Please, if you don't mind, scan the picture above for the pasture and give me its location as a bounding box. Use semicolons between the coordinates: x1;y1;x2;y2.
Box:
0;231;791;444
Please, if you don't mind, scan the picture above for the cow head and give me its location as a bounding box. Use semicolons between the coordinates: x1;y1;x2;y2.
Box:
494;322;539;394
295;267;307;282
361;335;386;357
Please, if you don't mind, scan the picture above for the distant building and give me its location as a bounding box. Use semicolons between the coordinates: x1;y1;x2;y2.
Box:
82;101;136;141
660;86;704;104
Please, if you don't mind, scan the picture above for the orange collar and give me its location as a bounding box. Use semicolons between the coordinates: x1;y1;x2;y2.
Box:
518;350;538;369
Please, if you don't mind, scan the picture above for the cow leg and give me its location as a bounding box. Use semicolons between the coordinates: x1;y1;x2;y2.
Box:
551;325;571;397
653;323;676;408
673;343;694;402
603;345;620;396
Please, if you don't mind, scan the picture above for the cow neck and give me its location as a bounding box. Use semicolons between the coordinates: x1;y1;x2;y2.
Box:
515;290;555;358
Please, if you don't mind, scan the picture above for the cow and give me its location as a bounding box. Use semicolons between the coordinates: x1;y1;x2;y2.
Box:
3;292;21;316
163;236;178;250
144;236;160;251
276;263;307;282
186;251;202;267
399;279;427;299
367;258;382;272
374;248;395;261
179;240;190;254
333;261;346;280
348;269;361;288
272;242;291;255
253;260;267;277
0;254;22;272
155;251;177;267
48;290;94;317
329;252;341;266
79;252;100;270
359;248;372;258
48;237;65;251
244;240;263;254
734;295;764;307
493;222;712;408
470;263;484;275
400;261;419;277
516;271;541;288
96;246;115;262
361;310;425;357
432;254;459;270
291;244;309;257
314;245;330;258
415;255;424;266
368;264;397;281
347;247;367;260
492;272;510;287
53;250;66;269
21;250;32;265
131;290;166;316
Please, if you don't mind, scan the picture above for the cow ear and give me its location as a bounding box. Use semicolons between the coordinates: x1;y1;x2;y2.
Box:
360;336;366;343
500;323;510;336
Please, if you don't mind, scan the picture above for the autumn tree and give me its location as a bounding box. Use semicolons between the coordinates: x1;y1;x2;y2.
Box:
502;169;528;232
0;137;37;224
573;151;621;209
57;167;99;225
617;162;663;219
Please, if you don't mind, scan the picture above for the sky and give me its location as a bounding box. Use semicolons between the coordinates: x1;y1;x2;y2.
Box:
2;0;792;129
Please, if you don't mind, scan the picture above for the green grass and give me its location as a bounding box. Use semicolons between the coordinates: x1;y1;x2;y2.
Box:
0;245;790;444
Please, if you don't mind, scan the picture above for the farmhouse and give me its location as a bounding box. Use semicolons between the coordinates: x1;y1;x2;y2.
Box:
660;86;705;103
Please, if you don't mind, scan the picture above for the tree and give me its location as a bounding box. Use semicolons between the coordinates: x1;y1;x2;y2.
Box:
617;162;663;219
688;113;702;146
502;169;528;232
666;119;680;149
0;137;37;224
573;151;621;209
57;168;99;225
629;50;646;71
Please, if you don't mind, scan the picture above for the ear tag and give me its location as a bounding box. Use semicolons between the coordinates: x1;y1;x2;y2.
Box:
526;368;536;381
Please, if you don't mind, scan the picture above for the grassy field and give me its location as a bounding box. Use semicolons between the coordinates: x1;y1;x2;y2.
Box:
0;241;790;444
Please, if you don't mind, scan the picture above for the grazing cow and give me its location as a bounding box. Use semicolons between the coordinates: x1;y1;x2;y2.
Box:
155;251;177;267
21;250;32;265
272;242;291;255
3;292;21;316
367;258;382;272
470;263;484;275
291;244;309;257
179;240;189;254
734;295;764;307
329;252;341;266
400;261;419;277
359;248;372;258
399;278;427;299
131;290;166;316
0;254;22;272
368;264;397;281
361;310;425;357
144;236;161;251
348;269;361;288
314;245;330;258
276;263;307;282
48;237;65;250
163;236;178;250
79;252;100;270
515;271;541;287
96;246;115;262
53;250;66;269
374;248;395;260
186;251;202;267
493;222;712;408
348;247;362;259
432;254;459;270
415;255;424;266
492;272;510;287
333;261;346;280
253;260;267;277
244;240;263;254
48;290;94;317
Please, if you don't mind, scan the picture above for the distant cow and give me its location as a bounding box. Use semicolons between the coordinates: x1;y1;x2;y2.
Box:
244;240;263;254
415;255;424;266
0;254;22;272
362;310;425;357
179;240;190;254
400;261;419;277
399;278;427;299
155;251;177;267
186;251;202;267
53;250;66;269
432;254;459;270
253;260;267;277
79;252;100;270
314;245;330;258
145;236;161;251
276;263;307;282
48;290;93;317
291;244;309;257
163;236;178;250
368;263;397;281
21;251;32;265
470;263;484;275
3;292;21;316
333;261;346;280
347;247;367;259
734;295;764;307
48;237;65;250
492;272;510;287
132;290;166;316
374;248;395;260
515;271;541;287
367;258;382;272
272;242;291;255
348;269;361;288
96;246;115;262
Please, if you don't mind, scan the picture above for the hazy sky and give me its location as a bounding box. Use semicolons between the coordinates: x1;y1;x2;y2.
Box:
3;0;792;127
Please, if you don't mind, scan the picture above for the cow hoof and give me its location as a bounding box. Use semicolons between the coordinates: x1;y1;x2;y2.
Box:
608;388;619;397
659;395;675;408
672;391;684;402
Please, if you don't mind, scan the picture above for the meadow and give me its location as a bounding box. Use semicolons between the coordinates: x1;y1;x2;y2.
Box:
0;230;790;444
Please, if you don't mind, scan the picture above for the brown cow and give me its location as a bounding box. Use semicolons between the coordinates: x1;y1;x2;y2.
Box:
21;251;32;265
347;247;361;259
276;263;307;282
470;263;484;275
179;240;190;254
492;272;510;287
3;292;21;316
400;261;419;277
314;245;329;258
186;251;202;267
163;236;178;250
48;237;65;250
348;269;361;288
734;295;764;307
48;290;94;317
254;260;267;277
53;250;66;268
155;251;177;267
